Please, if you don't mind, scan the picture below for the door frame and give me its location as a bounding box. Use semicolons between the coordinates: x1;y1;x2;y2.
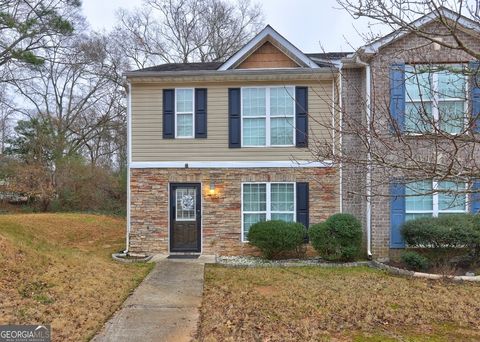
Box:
169;182;202;253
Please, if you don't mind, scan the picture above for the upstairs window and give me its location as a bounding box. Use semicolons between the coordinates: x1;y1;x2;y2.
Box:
175;88;194;138
241;86;295;146
405;65;467;134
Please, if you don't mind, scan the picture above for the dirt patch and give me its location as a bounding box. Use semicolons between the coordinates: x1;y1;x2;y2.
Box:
255;285;278;297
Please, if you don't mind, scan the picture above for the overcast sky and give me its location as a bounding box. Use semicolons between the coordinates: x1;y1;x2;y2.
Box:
82;0;383;52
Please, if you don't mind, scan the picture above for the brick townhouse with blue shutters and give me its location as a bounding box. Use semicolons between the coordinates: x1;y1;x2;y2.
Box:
124;7;480;260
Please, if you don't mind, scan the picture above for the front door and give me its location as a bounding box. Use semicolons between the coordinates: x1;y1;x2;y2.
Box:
169;183;201;252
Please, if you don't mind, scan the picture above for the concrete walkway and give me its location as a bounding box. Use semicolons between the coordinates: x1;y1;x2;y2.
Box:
93;256;213;342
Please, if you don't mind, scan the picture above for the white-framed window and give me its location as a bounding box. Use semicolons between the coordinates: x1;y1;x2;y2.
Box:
175;88;194;138
405;64;467;134
241;182;296;242
405;180;467;221
241;86;295;147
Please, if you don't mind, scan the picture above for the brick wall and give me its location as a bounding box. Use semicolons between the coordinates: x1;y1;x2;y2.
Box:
367;22;480;260
129;167;339;255
340;68;368;242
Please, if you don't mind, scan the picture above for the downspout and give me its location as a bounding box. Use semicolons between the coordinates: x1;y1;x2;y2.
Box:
338;65;343;213
355;57;373;259
365;63;372;259
124;78;132;254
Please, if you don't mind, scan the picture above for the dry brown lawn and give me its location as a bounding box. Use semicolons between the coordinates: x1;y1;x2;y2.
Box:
0;213;152;342
197;265;480;341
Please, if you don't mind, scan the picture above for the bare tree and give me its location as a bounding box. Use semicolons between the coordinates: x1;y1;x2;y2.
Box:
6;29;126;167
0;85;15;153
113;0;264;69
303;1;480;205
338;0;480;59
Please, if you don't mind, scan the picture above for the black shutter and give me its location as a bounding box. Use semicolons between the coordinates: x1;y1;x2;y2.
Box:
228;88;241;148
296;182;309;242
163;89;175;139
295;86;308;147
195;88;207;138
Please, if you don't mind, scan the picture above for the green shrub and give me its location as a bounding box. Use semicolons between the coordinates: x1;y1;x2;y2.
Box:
247;220;306;259
401;214;478;248
309;213;362;261
401;214;480;265
401;251;430;271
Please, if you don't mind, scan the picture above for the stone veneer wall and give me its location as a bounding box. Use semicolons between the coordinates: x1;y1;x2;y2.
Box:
129;167;339;255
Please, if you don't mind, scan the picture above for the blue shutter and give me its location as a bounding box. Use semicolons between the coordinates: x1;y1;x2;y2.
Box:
163;89;175;139
228;88;241;148
390;64;405;133
390;181;406;248
295;87;308;147
471;180;480;214
296;182;309;242
195;88;207;138
469;61;480;132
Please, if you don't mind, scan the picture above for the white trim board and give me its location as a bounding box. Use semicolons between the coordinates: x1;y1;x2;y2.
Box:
218;25;319;70
129;161;333;169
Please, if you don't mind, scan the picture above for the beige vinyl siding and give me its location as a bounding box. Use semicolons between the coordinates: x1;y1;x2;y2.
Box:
131;80;335;162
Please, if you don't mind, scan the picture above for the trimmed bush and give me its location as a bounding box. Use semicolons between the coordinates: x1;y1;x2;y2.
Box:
401;214;478;249
309;213;362;261
401;251;430;271
401;214;480;265
247;220;306;259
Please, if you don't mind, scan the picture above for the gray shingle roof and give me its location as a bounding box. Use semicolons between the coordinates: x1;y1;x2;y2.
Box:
132;62;223;72
305;52;352;60
131;52;353;73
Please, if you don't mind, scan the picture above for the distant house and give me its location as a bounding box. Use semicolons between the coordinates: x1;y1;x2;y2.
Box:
124;8;480;260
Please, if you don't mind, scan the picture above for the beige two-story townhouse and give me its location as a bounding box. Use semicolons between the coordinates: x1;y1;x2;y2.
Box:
125;8;480;260
124;26;343;255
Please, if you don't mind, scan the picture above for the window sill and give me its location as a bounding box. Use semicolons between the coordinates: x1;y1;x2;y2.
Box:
402;132;467;138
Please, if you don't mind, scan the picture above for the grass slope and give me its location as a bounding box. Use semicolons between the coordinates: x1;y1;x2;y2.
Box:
0;213;152;342
198;265;480;341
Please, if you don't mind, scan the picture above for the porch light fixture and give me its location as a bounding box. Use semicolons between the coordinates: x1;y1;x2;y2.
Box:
209;179;216;195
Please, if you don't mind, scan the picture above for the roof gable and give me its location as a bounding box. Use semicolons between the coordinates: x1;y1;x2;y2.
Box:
363;7;480;53
218;25;319;70
237;41;301;69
